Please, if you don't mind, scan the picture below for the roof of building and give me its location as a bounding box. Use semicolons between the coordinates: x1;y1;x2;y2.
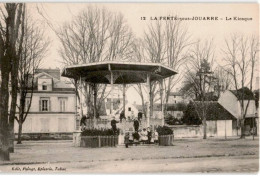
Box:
135;103;187;112
35;69;75;92
35;69;60;80
61;61;177;84
207;102;237;120
230;87;255;100
190;101;237;120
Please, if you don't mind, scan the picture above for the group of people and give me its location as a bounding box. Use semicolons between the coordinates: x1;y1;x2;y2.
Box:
119;111;143;123
125;127;159;146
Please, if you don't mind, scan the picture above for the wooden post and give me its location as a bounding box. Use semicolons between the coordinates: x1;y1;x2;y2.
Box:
98;136;101;147
147;73;151;128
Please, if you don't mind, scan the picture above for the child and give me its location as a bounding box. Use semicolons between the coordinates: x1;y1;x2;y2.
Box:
154;130;159;144
124;132;130;148
140;128;148;143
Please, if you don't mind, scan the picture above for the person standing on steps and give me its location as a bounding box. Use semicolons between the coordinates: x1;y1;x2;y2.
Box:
133;118;139;132
120;111;125;123
111;116;119;135
147;127;152;144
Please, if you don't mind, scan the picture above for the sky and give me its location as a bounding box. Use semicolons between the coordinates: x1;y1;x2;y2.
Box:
27;3;259;104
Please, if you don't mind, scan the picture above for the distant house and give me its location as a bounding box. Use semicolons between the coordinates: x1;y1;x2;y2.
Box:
218;87;257;135
168;92;186;104
14;69;76;138
166;103;186;119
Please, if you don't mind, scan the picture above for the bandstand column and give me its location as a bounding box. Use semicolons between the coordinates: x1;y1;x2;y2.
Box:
93;83;97;119
160;79;165;126
123;83;126;116
80;76;84;118
146;73;151;128
110;72;114;116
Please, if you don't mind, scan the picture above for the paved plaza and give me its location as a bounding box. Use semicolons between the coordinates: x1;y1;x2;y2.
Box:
0;137;259;173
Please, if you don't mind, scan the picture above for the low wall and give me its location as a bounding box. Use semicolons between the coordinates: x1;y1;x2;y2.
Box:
84;118;162;130
15;132;73;140
170;120;234;138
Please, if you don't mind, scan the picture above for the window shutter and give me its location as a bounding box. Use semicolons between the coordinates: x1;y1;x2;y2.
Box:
49;99;51;111
39;100;41;111
64;100;66;112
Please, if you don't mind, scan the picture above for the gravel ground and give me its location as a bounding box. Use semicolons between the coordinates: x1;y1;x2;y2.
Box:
0;137;258;173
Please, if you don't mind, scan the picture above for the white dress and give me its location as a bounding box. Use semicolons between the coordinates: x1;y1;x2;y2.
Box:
141;130;148;141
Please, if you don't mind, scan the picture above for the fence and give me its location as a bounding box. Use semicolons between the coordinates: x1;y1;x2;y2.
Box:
80;135;118;148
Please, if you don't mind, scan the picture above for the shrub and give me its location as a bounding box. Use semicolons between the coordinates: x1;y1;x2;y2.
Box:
81;128;119;136
156;126;173;136
182;102;202;125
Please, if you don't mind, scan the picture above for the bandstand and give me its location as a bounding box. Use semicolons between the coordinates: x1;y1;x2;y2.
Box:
61;61;177;129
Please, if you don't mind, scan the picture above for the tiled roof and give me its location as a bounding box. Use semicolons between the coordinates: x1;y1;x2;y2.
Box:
230;87;255;100
35;69;60;80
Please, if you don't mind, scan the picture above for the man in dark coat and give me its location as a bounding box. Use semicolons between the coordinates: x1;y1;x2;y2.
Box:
147;127;152;144
120;111;125;123
138;112;142;122
111;117;119;134
80;115;89;131
133;119;139;132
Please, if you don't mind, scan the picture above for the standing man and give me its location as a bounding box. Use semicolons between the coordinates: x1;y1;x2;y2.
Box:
111;116;119;135
120;111;125;123
133;118;139;132
138;112;142;122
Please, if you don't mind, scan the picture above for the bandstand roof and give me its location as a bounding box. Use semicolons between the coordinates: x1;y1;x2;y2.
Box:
61;61;177;84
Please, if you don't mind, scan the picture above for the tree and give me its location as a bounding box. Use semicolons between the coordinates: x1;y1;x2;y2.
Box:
135;17;191;118
183;39;216;139
213;67;231;98
222;34;259;139
0;3;25;160
15;13;49;144
163;18;192;111
182;102;201;125
57;6;134;118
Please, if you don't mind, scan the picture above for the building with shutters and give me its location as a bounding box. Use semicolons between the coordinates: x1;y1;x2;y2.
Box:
14;69;76;139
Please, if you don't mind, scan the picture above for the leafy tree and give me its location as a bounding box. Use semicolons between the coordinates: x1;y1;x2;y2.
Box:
182;102;202;125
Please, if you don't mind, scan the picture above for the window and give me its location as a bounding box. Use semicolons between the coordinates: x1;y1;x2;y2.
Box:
42;100;49;111
59;98;67;112
25;98;31;111
128;107;131;111
40;118;50;132
58;118;68;132
23;118;32;132
42;82;47;90
40;98;50;111
76;119;81;131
